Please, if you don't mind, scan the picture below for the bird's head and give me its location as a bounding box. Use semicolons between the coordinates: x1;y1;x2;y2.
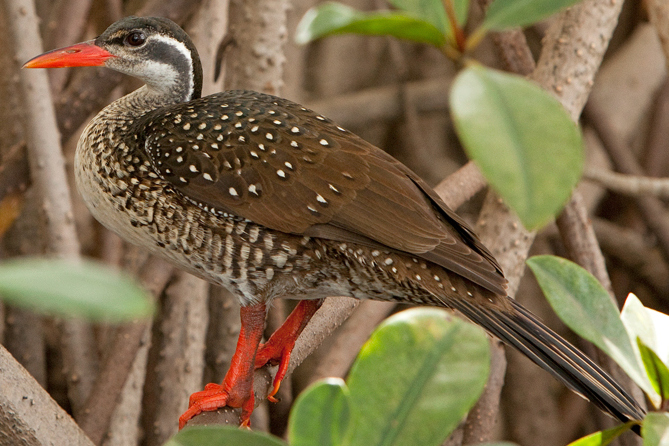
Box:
24;16;203;101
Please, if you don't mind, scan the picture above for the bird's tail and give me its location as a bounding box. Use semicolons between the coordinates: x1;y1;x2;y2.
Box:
446;295;645;425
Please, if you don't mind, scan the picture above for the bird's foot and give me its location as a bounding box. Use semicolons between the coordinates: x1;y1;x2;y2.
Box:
179;382;255;429
179;303;267;430
255;299;324;401
178;300;323;429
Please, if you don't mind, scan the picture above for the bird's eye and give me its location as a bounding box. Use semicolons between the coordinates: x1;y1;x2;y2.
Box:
125;31;146;47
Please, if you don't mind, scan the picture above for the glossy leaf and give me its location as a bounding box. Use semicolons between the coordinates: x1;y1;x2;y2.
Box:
450;66;583;229
621;294;669;366
387;0;469;41
346;308;490;446
621;294;667;407
526;256;653;396
164;426;286;446
642;413;669;446
295;2;445;47
0;258;153;321
288;378;352;446
483;0;583;30
567;422;636;446
637;338;669;402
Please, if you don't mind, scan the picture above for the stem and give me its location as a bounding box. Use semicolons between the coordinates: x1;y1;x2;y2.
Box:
442;0;466;52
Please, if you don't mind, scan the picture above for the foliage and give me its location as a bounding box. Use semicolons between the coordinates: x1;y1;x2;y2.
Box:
167;308;494;446
0;257;153;321
296;0;586;230
528;255;669;444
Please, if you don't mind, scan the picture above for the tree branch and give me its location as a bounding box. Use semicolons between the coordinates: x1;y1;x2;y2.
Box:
584;167;669;198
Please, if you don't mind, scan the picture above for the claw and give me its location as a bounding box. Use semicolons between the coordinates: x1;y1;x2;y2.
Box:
179;300;323;429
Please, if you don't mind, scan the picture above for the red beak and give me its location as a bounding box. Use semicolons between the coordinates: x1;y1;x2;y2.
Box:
23;41;115;69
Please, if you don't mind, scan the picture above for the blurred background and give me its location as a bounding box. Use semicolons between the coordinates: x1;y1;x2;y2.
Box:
0;0;667;445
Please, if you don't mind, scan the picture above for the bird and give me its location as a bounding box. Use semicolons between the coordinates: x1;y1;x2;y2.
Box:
24;16;644;431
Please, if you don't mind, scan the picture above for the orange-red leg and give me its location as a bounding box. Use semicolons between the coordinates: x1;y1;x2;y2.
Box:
178;299;323;429
179;303;267;429
255;299;324;400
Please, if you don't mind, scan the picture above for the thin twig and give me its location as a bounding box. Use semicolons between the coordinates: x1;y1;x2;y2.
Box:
584;166;669;198
593;218;669;297
584;101;669;263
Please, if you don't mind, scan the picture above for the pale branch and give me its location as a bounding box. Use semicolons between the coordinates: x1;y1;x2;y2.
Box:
584;167;669;199
143;271;209;446
648;0;669;70
78;257;173;445
6;0;101;418
0;343;94;446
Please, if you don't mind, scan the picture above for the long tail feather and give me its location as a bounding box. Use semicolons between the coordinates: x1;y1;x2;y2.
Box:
446;295;645;424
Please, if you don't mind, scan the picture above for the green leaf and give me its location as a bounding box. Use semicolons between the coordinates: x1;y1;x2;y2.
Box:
295;2;445;48
526;256;652;396
0;258;154;322
387;0;469;41
288;378;352;446
621;294;669;367
567;422;636;446
164;426;287;446
642;413;669;446
450;66;583;229
637;338;669;402
346;308;490;446
621;294;667;407
483;0;583;30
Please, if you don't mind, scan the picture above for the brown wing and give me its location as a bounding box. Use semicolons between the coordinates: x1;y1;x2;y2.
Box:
140;90;506;295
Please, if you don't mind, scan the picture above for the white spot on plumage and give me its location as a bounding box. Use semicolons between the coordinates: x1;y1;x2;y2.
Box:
319;139;329;146
182;123;190;130
203;173;213;181
277;169;286;178
198;123;207;130
229;187;239;197
189;165;198;172
265;133;274;140
316;194;327;204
